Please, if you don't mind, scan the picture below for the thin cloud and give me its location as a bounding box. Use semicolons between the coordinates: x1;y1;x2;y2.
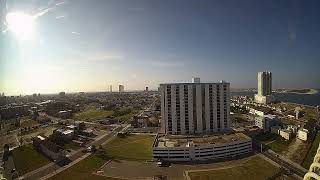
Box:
71;31;80;35
56;15;65;19
56;1;66;6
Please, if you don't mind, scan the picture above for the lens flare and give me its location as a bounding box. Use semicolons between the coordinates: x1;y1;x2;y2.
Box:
6;12;35;40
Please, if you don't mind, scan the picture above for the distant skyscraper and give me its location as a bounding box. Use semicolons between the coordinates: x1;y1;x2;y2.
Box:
160;78;230;135
255;71;274;104
119;85;124;92
109;85;112;92
192;77;201;83
257;71;272;96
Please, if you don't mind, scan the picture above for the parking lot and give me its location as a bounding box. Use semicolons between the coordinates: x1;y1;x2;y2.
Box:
100;155;259;180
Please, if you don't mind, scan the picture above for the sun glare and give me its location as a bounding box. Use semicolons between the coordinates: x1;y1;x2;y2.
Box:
6;12;35;40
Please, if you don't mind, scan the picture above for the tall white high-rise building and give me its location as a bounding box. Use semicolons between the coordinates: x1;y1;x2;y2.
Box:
160;78;230;135
119;85;124;92
255;71;274;104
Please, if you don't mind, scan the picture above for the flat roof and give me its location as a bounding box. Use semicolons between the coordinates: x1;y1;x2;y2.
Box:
67;125;76;128
160;82;230;85
264;114;277;119
83;129;93;133
155;133;251;148
299;128;309;133
37;135;45;140
63;130;74;135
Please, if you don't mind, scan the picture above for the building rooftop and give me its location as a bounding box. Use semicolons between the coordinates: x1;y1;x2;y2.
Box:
67;125;77;129
63;129;74;135
155;133;251;148
160;81;230;85
299;128;309;133
264;114;277;119
83;129;93;133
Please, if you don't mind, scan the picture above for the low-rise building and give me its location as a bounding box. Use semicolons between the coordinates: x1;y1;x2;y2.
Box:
54;129;74;140
255;114;280;132
297;128;308;141
58;110;72;119
287;115;295;119
279;129;292;140
81;129;93;137
294;107;303;119
33;136;66;161
152;133;252;162
249;108;264;116
286;125;298;134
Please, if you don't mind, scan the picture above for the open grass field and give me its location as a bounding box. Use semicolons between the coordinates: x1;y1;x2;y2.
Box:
276;102;318;119
187;156;279;180
113;108;138;122
104;134;155;161
114;112;136;122
267;136;293;154
74;108;114;121
302;131;320;168
12;145;50;175
256;132;294;154
49;153;120;180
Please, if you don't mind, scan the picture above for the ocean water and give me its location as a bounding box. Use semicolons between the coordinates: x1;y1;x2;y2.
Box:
231;90;320;107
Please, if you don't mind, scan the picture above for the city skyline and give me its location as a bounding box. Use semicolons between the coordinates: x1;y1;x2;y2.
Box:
1;0;320;95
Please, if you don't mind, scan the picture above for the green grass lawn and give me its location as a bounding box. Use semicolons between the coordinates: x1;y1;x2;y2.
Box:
104;134;155;161
302;131;320;168
12;145;50;175
49;152;120;180
113;108;138;122
114;112;135;122
187;156;279;180
255;132;293;154
74;108;114;122
267;136;293;154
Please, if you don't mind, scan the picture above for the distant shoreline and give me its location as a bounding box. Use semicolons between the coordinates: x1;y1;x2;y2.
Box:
283;89;319;95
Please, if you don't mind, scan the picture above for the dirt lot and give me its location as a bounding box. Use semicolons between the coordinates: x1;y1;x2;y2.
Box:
281;138;310;164
0;134;19;149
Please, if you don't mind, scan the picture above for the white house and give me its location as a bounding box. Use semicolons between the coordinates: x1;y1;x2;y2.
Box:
297;129;308;141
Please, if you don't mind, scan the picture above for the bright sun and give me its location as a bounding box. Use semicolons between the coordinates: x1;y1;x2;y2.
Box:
6;12;35;40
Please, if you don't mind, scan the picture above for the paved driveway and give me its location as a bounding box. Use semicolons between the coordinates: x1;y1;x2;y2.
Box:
101;155;257;180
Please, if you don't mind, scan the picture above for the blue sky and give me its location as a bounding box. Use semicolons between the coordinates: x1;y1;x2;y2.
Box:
1;0;320;95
